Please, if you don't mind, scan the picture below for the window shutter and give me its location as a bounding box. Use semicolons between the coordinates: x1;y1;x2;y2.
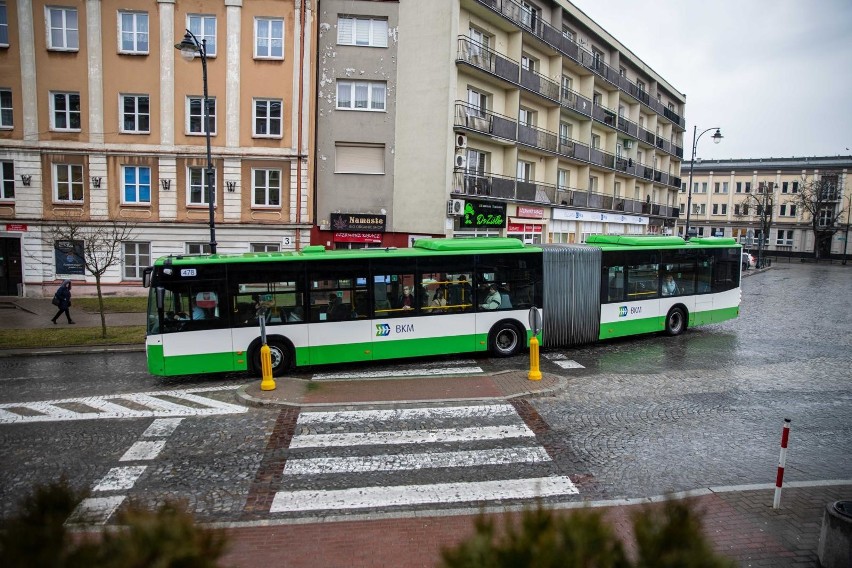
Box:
338;17;353;44
335;144;384;174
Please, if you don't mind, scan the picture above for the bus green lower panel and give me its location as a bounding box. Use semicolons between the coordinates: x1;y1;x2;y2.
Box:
599;306;739;340
147;344;165;375
371;334;480;361
155;349;236;376
298;341;374;366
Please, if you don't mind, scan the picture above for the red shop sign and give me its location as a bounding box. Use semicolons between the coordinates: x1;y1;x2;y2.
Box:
516;206;544;219
507;223;543;233
5;224;28;232
333;232;382;243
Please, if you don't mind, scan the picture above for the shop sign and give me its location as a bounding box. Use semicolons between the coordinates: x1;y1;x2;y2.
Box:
54;240;85;275
5;224;28;232
507;222;543;233
333;232;382;244
330;213;386;232
552;208;648;225
462;201;506;228
516;205;544;219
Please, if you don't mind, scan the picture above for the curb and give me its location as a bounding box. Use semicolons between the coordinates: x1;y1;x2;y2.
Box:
0;344;145;358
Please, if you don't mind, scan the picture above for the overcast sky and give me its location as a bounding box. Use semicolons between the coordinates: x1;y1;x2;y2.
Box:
569;0;852;161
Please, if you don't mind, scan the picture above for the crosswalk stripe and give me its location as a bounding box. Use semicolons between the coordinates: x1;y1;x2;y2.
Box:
283;446;551;475
270;476;578;513
296;404;518;425
66;496;126;526
92;466;148;492
289;424;534;449
119;440;167;462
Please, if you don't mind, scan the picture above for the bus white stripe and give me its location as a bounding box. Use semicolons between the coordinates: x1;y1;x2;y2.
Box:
270;476;578;513
296;404;518;425
283;446;551;475
289;424;534;449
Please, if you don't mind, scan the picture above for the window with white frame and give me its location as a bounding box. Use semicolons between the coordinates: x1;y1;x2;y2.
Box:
591;134;601;149
561;75;573;99
186;97;216;135
557;168;569;190
0;88;11;128
518;107;535;127
336;80;386;111
680;183;686;193
520;1;538;30
252;168;281;207
722;181;729;193
122;242;150;279
467;88;487;116
46;6;78;51
521;54;536;72
559;122;571;146
53;163;83;202
818;208;833;227
186;242;211;255
711;227;725;237
517;160;533;182
50;92;81;131
187;167;215;205
253;98;282;137
121;165;151;204
0;161;13;200
712;204;719;215
721;204;727;215
779;204;797;217
776;229;794;245
468;27;489;54
465;148;487;176
714;182;720;193
121;94;149;133
791;181;799;193
187;14;216;56
119;11;149;54
562;25;574;41
0;2;8;47
701;182;708;193
255;17;284;58
337;16;388;47
251;243;280;252
335;143;385;174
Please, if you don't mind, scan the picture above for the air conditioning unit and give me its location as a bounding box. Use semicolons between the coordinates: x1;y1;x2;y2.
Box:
447;198;465;216
455;133;468;149
454;151;467;169
624;140;634;149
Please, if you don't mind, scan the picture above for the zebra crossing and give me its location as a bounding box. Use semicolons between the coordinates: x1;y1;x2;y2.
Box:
0;386;246;424
269;403;579;514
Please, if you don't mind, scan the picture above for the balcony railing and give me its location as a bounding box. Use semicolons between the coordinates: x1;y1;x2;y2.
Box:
560;86;592;117
518;123;558;153
520;67;561;103
455;102;518;142
456;37;519;84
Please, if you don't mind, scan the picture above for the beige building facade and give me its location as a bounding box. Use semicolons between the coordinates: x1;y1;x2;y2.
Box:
0;0;314;297
680;156;851;258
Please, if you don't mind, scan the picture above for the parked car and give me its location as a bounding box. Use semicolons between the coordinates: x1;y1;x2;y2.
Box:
742;252;755;270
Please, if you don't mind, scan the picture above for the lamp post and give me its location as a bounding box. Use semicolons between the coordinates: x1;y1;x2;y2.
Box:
685;126;723;239
175;30;217;254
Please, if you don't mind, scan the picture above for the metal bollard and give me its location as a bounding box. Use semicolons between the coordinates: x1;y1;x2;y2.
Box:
258;314;276;391
528;334;542;381
773;418;791;508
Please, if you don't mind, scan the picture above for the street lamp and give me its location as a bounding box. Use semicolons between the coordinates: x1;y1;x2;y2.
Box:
684;126;723;239
175;30;217;254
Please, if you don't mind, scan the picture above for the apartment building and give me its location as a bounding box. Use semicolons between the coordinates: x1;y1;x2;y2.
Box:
679;156;851;258
313;0;686;248
0;0;314;297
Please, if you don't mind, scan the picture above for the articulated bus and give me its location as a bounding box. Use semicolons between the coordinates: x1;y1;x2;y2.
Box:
143;235;742;377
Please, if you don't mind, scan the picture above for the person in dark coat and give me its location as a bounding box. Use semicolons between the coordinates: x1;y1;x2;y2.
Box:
51;279;75;324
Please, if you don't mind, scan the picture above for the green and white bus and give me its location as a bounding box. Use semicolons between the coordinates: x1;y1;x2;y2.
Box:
143;235;742;377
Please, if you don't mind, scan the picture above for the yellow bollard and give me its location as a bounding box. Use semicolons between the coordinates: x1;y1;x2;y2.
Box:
528;334;542;381
259;343;276;391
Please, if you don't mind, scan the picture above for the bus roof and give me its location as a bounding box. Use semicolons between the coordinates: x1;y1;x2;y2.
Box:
585;234;739;249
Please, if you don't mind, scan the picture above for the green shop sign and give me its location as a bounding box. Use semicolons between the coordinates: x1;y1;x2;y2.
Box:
462;200;506;228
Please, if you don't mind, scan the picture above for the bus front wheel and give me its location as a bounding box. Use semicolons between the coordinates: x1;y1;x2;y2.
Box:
665;307;687;336
253;339;292;377
489;322;523;357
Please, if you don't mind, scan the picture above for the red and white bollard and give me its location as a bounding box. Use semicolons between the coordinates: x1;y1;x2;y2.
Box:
773;418;792;509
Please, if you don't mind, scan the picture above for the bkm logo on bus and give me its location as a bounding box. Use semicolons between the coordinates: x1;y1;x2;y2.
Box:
618;306;641;317
376;324;391;336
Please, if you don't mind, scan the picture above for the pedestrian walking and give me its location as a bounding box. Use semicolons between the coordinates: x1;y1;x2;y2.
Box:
51;279;75;324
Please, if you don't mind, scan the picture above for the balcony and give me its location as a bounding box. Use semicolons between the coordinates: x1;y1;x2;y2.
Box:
559;86;592;117
592;103;618;130
518;123;558;153
520;67;561;103
455;102;518;142
456;36;520;84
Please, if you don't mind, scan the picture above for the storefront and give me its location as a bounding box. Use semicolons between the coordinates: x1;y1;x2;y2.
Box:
452;199;506;237
506;205;545;244
550;209;648;243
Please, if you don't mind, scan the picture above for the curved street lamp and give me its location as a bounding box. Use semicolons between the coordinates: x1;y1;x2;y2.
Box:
175;30;217;254
685;126;723;239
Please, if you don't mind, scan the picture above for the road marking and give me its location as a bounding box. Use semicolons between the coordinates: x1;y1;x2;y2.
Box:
283;446;551;475
92;466;148;492
120;440;167;462
312;366;483;380
0;386;245;424
289;424;534;449
296;404;518;425
543;354;585;369
66;496;126;526
270;476;578;513
142;418;184;437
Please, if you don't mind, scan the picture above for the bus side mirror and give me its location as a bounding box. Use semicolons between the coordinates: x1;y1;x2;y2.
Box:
142;267;153;288
156;287;165;311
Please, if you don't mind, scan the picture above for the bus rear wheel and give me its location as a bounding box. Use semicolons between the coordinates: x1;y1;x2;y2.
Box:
489;322;523;357
252;339;292;377
665;307;686;336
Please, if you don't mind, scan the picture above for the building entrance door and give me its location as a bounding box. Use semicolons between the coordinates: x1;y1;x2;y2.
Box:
0;237;23;295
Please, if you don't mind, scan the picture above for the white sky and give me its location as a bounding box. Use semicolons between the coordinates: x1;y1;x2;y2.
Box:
569;0;852;160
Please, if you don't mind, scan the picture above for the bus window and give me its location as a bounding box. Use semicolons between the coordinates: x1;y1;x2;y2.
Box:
372;273;417;317
695;251;714;294
606;266;624;302
661;249;697;296
625;251;659;300
711;248;739;292
476;253;541;311
308;264;368;322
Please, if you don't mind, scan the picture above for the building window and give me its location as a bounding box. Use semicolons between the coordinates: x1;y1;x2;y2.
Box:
701;182;708;193
714;182;720;193
562;25;574;41
792;181;799;193
186;96;216;135
712;204;719;215
187;14;216;56
122;165;151;204
711;227;725;237
467;88;487;116
0;88;11;128
520;1;538;30
50;92;81;131
186;243;211;255
187;167;215;206
46;7;78;51
518;107;535;127
722;182;728;193
335;143;385;174
120;94;150;133
521;54;536;73
557;168;569;190
0;161;13;200
518;160;533;182
781;181;788;193
252;168;281;207
680;183;686;193
721;204;727;215
251;243;280;253
745;182;751;193
337;16;388;48
123;242;150;279
0;2;8;47
255;17;284;58
253;99;282;137
336;80;386;111
119;11;149;54
53;163;83;202
776;230;794;245
735;182;742;193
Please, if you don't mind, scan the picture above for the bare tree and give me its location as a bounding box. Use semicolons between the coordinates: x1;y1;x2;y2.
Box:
788;174;844;260
41;219;137;338
735;181;776;268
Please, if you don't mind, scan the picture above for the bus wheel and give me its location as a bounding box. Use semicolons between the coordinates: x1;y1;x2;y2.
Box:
253;339;292;377
489;322;522;357
665;307;686;336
